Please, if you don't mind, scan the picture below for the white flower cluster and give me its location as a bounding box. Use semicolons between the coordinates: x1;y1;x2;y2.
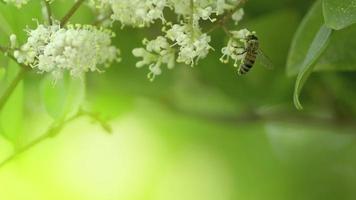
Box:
91;0;241;27
4;0;251;81
165;24;212;65
130;0;247;80
220;28;252;67
14;23;119;79
89;0;166;27
132;36;175;81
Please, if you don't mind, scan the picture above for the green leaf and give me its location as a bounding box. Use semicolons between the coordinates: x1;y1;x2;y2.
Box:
0;67;5;81
287;0;324;76
0;1;42;41
0;61;23;145
314;24;356;71
323;0;356;30
0;8;12;36
288;0;356;75
40;74;85;120
293;25;332;110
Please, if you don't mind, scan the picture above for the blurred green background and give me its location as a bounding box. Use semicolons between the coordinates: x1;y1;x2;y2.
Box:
1;0;356;199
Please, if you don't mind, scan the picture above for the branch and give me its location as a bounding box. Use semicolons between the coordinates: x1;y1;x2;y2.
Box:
0;109;112;169
60;0;86;27
207;0;247;34
0;67;27;111
80;110;113;134
0;46;32;112
42;0;53;25
159;97;356;130
0;45;29;69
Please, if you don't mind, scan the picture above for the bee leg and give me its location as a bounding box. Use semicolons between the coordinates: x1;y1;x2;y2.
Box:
235;47;247;55
236;50;247;55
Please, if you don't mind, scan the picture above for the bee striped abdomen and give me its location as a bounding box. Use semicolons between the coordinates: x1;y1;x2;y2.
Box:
238;51;257;75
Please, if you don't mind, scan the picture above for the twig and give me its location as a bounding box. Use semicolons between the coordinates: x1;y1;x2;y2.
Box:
42;0;53;25
0;46;32;112
92;15;110;26
0;109;112;169
80;110;112;133
0;66;27;111
0;112;82;169
60;0;86;27
159;97;356;131
0;45;29;69
207;0;247;34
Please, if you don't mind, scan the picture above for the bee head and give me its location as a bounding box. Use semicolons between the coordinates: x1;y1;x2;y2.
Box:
246;34;258;41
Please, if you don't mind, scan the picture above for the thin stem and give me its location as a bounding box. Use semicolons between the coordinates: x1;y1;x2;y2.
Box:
42;0;53;25
0;67;27;111
0;46;32;112
160;96;356;130
80;110;112;133
207;0;247;34
92;14;110;26
189;0;196;40
0;45;29;69
60;0;86;27
0;109;112;169
0;112;83;169
0;45;8;53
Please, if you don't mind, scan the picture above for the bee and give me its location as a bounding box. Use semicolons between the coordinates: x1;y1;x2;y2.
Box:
236;33;273;75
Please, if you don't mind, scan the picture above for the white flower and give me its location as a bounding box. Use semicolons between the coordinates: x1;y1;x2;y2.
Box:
9;34;17;49
93;0;167;27
132;36;175;81
89;0;241;27
232;8;244;25
14;23;120;79
231;28;251;40
220;28;254;67
166;24;212;66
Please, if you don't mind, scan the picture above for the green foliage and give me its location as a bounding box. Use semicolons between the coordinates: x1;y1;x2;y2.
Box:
315;25;356;71
1;1;356;200
323;0;356;30
0;67;5;81
287;1;324;77
0;1;42;41
293;26;332;110
288;0;356;109
0;10;12;36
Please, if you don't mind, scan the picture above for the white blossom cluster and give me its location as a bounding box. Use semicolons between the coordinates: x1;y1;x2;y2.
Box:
13;23;119;79
4;0;252;81
220;28;253;67
129;0;246;80
132;36;175;81
91;0;241;27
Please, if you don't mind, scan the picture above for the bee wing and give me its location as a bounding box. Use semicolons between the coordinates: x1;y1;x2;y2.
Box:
257;49;274;70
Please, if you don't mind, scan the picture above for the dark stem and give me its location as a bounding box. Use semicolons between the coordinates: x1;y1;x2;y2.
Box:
0;112;82;169
42;0;53;25
0;46;32;112
0;67;27;111
60;0;86;27
0;109;112;169
0;46;29;69
207;0;247;34
159;96;356;131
